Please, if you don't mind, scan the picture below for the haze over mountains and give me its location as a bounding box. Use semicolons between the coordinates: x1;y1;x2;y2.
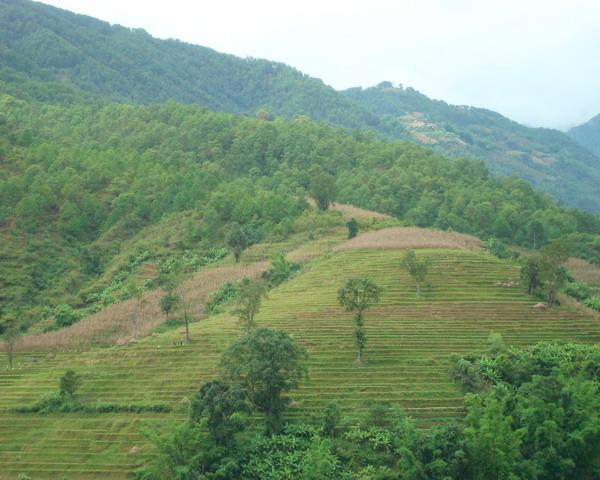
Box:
569;114;600;157
1;0;599;212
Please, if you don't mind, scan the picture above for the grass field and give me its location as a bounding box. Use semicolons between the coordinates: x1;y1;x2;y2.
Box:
1;234;599;478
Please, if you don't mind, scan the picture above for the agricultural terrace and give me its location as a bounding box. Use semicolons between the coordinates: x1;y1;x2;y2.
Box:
0;227;599;479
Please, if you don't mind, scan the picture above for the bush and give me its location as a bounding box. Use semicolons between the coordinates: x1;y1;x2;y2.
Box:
205;282;238;314
484;237;519;260
584;296;600;312
59;369;81;398
53;304;80;328
564;281;592;301
262;251;301;287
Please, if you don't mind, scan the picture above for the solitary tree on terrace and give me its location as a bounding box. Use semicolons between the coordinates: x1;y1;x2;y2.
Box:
539;240;570;307
338;278;382;364
401;250;431;298
233;280;266;333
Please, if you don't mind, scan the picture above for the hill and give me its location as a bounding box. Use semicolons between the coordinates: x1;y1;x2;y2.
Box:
1;227;599;478
1;1;600;211
2;98;600;336
568;113;600;156
343;83;600;212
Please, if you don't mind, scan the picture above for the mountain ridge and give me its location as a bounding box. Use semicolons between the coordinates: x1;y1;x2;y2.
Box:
568;113;600;156
1;0;599;212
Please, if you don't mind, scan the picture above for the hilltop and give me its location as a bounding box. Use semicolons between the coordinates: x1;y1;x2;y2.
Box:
568;113;600;156
1;0;600;211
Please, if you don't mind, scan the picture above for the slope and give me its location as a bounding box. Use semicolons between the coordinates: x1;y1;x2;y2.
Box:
0;0;390;134
1;227;599;479
2;98;600;336
343;83;600;212
1;1;599;211
568;113;600;156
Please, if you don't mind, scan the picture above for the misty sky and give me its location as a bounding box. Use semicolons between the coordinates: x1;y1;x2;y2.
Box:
41;0;600;130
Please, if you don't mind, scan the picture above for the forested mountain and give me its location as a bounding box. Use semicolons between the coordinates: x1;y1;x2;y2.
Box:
1;0;599;212
0;0;391;134
568;113;600;156
1;96;600;332
344;83;600;213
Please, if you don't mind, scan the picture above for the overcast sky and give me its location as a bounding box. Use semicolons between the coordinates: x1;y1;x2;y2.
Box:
41;0;600;130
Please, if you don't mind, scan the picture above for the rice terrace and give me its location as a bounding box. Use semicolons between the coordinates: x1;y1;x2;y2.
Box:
1;223;599;478
2;1;600;478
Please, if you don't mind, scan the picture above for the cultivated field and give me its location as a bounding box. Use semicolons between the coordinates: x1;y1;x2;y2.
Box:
1;241;598;478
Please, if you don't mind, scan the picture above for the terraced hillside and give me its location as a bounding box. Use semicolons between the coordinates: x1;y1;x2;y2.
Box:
1;235;599;478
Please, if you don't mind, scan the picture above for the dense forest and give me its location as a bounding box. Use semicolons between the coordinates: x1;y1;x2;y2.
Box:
1;96;600;334
137;338;600;479
1;0;600;212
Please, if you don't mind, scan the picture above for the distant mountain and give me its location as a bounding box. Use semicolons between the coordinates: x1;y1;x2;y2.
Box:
568;114;600;156
343;83;600;213
1;0;599;212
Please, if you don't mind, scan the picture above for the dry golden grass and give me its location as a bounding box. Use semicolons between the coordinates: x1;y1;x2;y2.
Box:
333;227;481;252
13;261;269;352
332;203;391;220
305;198;390;220
567;258;600;285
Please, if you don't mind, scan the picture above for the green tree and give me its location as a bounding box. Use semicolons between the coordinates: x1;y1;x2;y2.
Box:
310;173;336;211
59;369;81;399
160;260;192;342
2;319;19;370
53;304;79;328
125;280;147;340
322;402;342;439
401;250;431;298
346;218;359;239
189;379;249;446
539;240;570;307
226;222;254;263
233;280;266;333
338;278;382;364
159;289;179;322
520;257;542;295
526;219;546;249
221;328;308;434
463;393;526;480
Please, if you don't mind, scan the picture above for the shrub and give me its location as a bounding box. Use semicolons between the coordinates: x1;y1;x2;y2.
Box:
59;369;81;398
205;282;238;314
484;237;519;260
564;281;592;301
584;296;600;312
53;304;80;328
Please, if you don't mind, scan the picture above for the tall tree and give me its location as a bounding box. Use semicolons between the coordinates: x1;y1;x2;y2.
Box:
401;250;431;298
226;223;254;263
221;328;308;434
2;319;19;370
160;259;193;342
233;280;266;333
338;278;382;364
125;280;147;340
159;289;179;322
310;173;337;211
346;218;359;239
520;257;542;295
189;379;249;446
539;240;570;307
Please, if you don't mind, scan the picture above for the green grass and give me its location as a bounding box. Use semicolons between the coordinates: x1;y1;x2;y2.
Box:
1;248;598;478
